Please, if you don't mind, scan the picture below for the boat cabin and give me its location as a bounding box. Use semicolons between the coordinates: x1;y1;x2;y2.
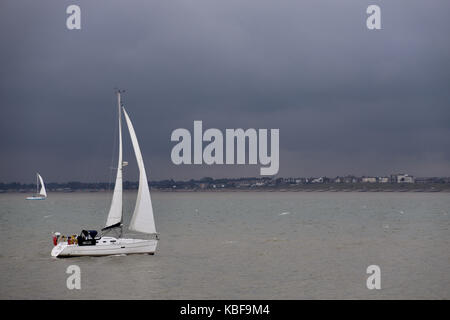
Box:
77;230;99;246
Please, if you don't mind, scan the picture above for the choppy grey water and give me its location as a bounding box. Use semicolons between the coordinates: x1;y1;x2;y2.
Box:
0;191;449;299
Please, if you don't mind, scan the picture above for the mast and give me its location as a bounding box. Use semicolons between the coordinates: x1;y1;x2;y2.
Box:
104;90;124;232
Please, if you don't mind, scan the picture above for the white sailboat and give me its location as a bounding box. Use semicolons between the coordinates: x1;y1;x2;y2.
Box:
51;91;158;257
26;173;47;200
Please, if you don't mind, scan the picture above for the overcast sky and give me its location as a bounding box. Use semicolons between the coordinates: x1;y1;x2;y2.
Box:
1;0;449;183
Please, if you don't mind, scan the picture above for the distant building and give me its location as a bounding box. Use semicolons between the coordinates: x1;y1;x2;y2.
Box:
391;173;414;183
294;178;309;184
362;177;377;183
378;177;389;183
311;177;324;183
283;178;297;184
341;175;359;183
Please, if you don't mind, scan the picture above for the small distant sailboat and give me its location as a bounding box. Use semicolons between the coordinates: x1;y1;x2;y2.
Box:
51;90;158;257
26;173;47;200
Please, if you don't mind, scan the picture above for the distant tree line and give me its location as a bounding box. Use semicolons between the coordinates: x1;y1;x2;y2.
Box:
1;176;449;192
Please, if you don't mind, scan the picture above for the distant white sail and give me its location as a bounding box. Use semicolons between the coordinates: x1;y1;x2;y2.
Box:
123;107;157;235
37;173;47;197
105;92;123;228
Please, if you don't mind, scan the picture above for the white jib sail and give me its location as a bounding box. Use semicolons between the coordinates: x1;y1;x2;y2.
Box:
123;107;157;234
105;92;123;228
37;173;47;197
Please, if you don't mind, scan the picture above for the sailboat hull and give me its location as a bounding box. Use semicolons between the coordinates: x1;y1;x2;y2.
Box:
26;196;46;200
51;237;158;257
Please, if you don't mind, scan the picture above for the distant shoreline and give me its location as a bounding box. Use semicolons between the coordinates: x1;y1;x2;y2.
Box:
2;183;450;193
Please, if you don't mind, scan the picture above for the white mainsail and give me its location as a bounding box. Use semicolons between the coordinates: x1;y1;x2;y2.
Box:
105;92;123;228
123;107;157;235
37;173;47;197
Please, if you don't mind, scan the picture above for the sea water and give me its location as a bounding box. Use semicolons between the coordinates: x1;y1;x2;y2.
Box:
0;191;449;299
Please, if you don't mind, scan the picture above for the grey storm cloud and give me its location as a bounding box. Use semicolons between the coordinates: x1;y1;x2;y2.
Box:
0;0;449;182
